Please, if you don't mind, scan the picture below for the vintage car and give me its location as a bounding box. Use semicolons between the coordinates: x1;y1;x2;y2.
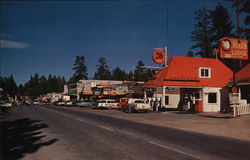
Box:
95;99;118;109
117;97;129;109
122;98;151;113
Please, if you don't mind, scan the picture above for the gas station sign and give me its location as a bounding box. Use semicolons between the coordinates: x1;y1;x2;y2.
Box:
219;37;248;60
152;49;166;64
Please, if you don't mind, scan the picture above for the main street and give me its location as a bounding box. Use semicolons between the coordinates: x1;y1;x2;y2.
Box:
1;105;250;160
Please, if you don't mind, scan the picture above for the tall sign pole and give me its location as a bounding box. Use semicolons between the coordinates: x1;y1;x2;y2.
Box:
164;47;168;67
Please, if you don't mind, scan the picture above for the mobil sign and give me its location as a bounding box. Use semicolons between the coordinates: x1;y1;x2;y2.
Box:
219;37;248;60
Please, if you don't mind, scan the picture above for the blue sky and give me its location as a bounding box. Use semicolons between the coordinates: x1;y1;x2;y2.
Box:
0;0;236;85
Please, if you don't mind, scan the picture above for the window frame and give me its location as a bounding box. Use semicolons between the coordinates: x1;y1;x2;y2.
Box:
199;67;211;78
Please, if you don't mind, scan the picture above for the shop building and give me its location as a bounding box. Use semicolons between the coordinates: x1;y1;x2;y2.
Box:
143;56;233;112
236;63;250;103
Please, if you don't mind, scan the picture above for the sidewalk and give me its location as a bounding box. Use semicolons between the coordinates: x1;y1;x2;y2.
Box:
55;106;250;141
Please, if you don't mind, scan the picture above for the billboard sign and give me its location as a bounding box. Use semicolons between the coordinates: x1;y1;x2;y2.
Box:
219;37;248;60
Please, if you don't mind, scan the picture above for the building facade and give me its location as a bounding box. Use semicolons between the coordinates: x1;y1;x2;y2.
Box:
143;56;233;112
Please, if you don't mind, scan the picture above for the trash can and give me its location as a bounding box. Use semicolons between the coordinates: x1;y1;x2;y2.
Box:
195;100;203;112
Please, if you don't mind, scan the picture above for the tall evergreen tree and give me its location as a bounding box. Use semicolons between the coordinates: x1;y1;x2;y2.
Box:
2;75;17;98
69;56;88;83
133;60;148;81
191;8;214;58
210;4;234;47
94;57;111;80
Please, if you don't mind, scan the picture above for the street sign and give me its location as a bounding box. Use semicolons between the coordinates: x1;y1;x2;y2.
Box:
229;93;239;105
219;37;248;60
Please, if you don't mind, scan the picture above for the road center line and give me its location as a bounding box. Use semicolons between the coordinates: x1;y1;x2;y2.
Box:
148;140;201;160
97;125;115;132
74;117;85;122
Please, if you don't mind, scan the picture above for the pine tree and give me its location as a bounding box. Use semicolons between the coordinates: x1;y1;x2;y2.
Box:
111;67;128;80
133;60;148;81
69;56;88;83
210;4;234;47
191;8;214;58
94;57;111;80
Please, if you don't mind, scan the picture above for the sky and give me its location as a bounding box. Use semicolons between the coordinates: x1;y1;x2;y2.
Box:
0;0;236;85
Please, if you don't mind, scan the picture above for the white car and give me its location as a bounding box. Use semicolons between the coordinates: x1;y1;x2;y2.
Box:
123;98;151;112
0;101;12;108
96;99;118;109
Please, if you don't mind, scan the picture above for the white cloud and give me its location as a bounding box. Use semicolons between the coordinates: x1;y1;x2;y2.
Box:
0;39;29;48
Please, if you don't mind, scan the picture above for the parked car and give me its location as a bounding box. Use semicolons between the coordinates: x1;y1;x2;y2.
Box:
65;101;73;106
56;101;66;106
0;100;12;108
0;100;12;113
77;101;91;107
95;99;118;109
122;98;151;113
32;100;39;105
117;97;129;109
89;101;98;108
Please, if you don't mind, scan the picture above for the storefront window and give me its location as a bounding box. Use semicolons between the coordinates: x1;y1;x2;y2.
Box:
208;93;217;103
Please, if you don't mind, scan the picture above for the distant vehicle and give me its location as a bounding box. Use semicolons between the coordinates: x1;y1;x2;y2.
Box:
32;100;39;105
56;101;66;106
122;98;151;113
89;101;98;108
0;100;12;108
95;99;118;109
0;100;12;113
77;101;91;107
15;101;24;106
65;101;73;106
117;97;129;109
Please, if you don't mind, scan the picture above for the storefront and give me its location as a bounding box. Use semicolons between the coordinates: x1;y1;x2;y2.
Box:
236;63;250;103
143;56;233;112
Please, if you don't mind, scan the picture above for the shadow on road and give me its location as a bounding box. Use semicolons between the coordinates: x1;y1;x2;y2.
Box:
199;114;234;119
1;118;58;160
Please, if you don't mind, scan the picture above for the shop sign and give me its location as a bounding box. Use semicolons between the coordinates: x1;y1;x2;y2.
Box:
155;88;163;94
165;87;180;94
219;37;248;60
77;83;85;88
83;90;93;95
229;93;239;105
152;49;166;64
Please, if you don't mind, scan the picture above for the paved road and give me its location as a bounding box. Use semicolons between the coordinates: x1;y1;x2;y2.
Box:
1;105;250;160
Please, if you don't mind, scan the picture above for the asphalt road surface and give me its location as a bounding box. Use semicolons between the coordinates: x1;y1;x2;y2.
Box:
1;105;250;160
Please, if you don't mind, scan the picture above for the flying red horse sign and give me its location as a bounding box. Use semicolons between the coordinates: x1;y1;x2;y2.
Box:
219;37;248;60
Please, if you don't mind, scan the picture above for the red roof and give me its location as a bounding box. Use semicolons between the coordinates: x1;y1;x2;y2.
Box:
144;56;233;88
236;63;250;84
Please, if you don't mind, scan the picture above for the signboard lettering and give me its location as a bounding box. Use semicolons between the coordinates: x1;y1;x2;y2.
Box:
229;93;239;105
219;37;248;60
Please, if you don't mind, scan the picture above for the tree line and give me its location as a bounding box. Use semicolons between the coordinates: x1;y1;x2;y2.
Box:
0;74;66;100
0;57;154;99
68;56;154;83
